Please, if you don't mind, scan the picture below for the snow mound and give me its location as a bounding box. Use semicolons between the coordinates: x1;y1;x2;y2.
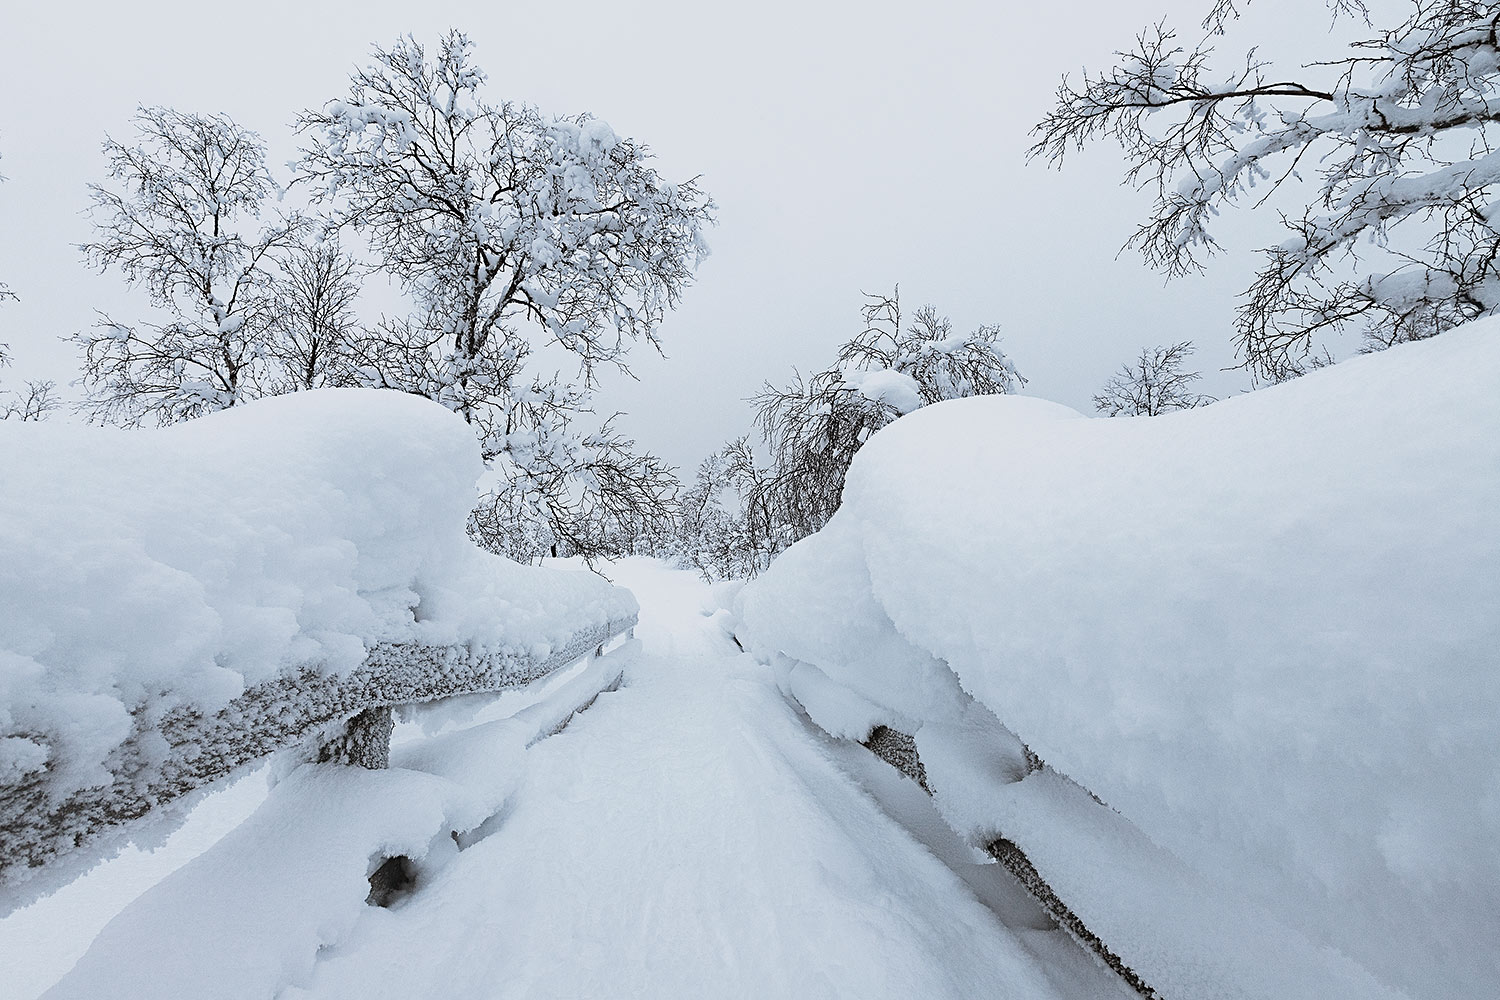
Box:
736;321;1500;1000
0;389;634;859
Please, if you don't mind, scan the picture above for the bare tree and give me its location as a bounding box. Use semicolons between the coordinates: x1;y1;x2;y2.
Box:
74;107;305;425
673;436;779;581
264;235;363;392
843;291;1024;404
1031;1;1500;382
0;343;59;422
1094;342;1216;417
0;154;53;422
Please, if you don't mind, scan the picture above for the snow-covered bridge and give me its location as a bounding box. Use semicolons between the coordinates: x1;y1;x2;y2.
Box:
3;326;1497;1000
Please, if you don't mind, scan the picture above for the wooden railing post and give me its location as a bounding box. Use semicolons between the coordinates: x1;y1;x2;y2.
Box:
316;706;395;769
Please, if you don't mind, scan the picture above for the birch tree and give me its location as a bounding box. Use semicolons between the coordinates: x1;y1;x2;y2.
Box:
295;31;712;561
754;289;1025;545
74;108;305;424
264;235;363;393
0;344;58;422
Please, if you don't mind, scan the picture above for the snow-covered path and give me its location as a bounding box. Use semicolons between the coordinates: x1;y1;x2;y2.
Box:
277;560;1124;1000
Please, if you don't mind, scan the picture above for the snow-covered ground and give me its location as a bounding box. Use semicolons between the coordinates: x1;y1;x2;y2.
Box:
9;559;1129;1000
7;323;1492;999
736;320;1500;1000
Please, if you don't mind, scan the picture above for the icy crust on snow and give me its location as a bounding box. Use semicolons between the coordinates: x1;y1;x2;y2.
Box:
736;322;1500;1000
0;389;635;904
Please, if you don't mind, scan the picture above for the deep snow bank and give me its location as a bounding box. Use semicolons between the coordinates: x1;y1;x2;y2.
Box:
736;321;1499;1000
0;389;634;842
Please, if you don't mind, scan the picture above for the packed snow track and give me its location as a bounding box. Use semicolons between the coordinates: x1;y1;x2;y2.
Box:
14;560;1128;1000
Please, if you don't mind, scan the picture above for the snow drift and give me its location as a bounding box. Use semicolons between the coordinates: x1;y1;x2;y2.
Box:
736;320;1499;1000
0;389;635;902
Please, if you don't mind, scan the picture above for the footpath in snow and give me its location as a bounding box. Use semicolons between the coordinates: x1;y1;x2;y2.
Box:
26;559;1128;1000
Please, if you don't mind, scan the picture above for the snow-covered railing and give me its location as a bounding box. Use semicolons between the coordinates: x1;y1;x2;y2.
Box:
0;615;635;910
854;723;1153;997
734;326;1500;1000
0;390;641;916
773;664;1164;998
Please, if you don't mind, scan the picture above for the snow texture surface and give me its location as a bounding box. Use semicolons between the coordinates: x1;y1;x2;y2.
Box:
737;321;1500;1000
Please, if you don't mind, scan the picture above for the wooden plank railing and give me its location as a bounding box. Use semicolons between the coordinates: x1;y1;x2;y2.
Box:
0;614;636;913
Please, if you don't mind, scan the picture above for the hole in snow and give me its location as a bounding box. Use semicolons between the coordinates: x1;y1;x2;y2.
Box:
365;854;417;908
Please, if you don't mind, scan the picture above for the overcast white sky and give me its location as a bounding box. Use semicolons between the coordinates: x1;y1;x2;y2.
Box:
0;0;1358;470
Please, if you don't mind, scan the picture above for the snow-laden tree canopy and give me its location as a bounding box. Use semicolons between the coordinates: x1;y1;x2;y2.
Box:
294;31;713;426
294;31;712;562
1033;0;1500;381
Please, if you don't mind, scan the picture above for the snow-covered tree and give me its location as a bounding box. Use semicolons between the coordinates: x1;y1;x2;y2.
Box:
754;288;1025;546
1094;341;1216;416
673;436;777;582
470;411;680;564
295;31;713;410
294;31;713;562
74;108;307;425
673;289;1024;580
1031;0;1500;382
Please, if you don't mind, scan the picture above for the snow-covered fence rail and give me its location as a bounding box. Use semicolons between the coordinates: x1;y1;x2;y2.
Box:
776;666;1163;997
856;722;1157;998
0;614;636;911
1;390;644;917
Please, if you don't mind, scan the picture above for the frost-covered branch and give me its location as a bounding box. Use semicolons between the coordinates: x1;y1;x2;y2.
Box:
1032;1;1500;381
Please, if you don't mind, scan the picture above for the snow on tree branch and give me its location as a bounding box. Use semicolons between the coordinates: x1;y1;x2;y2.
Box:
74;107;308;425
1032;1;1500;382
294;30;715;410
294;32;710;564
